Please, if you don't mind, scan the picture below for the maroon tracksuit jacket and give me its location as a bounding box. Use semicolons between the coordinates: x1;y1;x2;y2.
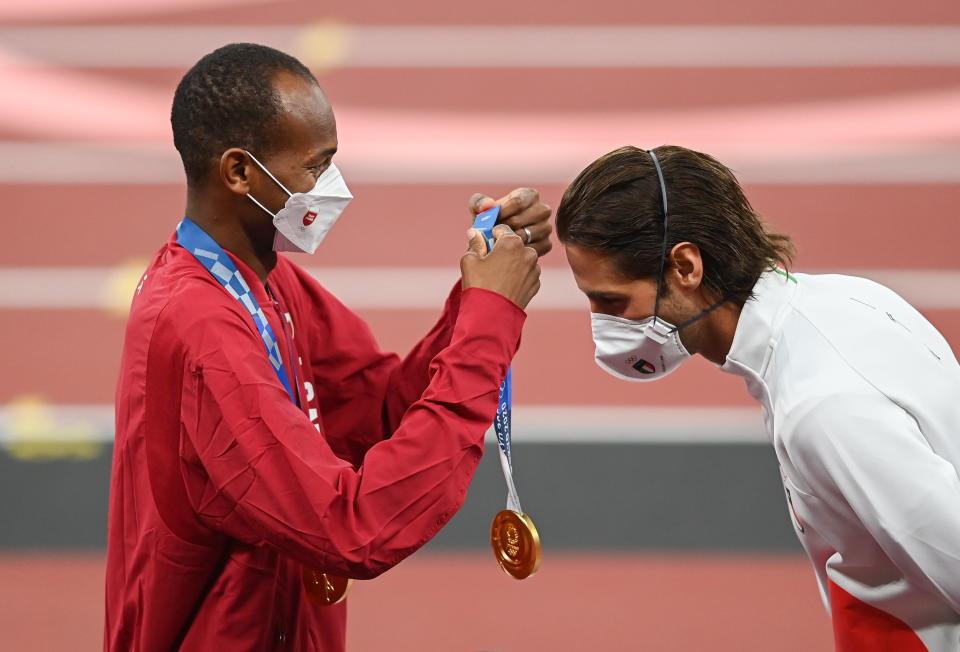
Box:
105;233;523;650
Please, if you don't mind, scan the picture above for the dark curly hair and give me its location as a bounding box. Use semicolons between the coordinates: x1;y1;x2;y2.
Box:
556;145;795;307
171;43;318;184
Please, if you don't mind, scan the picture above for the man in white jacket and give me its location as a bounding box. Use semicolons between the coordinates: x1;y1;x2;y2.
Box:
557;145;960;651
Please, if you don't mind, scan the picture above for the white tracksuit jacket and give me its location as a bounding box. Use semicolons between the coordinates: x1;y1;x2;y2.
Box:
720;269;960;651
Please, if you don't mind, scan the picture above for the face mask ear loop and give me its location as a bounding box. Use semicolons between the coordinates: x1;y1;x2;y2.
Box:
668;298;727;334
649;149;670;328
246;193;277;218
244;150;294;197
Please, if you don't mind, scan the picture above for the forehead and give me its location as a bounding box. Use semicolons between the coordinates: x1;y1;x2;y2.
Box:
564;243;656;294
565;243;629;283
271;71;337;155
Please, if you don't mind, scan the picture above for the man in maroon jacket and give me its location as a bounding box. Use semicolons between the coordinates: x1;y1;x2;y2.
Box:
104;43;550;650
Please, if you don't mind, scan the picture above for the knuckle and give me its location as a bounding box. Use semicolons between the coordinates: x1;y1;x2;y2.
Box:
507;189;533;213
469;193;488;212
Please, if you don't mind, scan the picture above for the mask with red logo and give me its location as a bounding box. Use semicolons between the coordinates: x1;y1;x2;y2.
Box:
244;150;353;254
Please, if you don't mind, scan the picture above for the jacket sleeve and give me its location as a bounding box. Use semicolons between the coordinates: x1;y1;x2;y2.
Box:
170;286;523;579
294;268;465;466
788;392;960;613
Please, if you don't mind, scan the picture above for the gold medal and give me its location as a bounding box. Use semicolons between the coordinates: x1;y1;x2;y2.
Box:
490;509;541;580
302;567;353;607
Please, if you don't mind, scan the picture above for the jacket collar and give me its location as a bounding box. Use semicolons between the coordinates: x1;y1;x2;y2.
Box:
719;268;799;385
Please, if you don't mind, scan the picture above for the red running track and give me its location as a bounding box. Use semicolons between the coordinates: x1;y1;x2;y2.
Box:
2;183;958;406
4;183;960;270
0;551;833;651
3;304;960;407
2;4;958;411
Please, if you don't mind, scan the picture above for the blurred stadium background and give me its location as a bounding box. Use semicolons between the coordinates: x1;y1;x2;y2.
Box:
2;0;959;649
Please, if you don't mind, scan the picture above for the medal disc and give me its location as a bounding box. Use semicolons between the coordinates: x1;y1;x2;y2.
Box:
490;509;541;579
302;567;353;607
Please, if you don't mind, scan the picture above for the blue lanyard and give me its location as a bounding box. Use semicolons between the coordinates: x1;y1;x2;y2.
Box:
494;367;513;465
472;206;514;465
176;217;296;404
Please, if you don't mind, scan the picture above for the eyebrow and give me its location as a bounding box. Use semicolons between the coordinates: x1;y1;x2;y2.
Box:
306;147;338;165
585;291;626;302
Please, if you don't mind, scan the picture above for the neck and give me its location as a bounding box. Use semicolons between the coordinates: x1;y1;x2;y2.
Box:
697;302;742;365
185;189;276;284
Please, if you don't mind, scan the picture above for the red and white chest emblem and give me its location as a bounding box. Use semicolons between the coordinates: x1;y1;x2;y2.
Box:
303;210;318;226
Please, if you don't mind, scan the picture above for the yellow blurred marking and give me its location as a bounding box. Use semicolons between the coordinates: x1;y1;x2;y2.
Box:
296;20;352;71
3;396;102;461
101;259;149;318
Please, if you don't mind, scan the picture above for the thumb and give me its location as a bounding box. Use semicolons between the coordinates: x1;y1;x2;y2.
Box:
469;193;497;216
466;228;488;256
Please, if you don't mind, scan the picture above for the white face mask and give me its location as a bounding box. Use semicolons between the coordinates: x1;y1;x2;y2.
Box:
591;313;691;382
244;151;353;254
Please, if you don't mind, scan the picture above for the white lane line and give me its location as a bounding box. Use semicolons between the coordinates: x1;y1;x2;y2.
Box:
0;142;958;185
0;403;767;444
2;25;960;68
506;406;766;444
0;267;959;311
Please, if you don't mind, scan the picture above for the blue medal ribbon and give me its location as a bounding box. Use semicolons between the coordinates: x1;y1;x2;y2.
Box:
494;367;512;465
176;217;296;404
472;206;522;512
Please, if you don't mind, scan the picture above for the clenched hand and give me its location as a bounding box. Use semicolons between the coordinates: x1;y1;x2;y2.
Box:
460;225;542;310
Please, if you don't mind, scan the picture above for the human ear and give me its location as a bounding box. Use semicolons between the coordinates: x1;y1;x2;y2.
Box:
669;242;703;290
219;148;252;195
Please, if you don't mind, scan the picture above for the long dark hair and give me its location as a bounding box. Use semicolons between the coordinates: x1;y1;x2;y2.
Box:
556;145;795;306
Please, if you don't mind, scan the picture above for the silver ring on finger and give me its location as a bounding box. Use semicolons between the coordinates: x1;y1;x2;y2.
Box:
522;226;533;244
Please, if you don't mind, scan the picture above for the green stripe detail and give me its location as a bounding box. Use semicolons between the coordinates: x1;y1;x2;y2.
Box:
771;266;798;284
